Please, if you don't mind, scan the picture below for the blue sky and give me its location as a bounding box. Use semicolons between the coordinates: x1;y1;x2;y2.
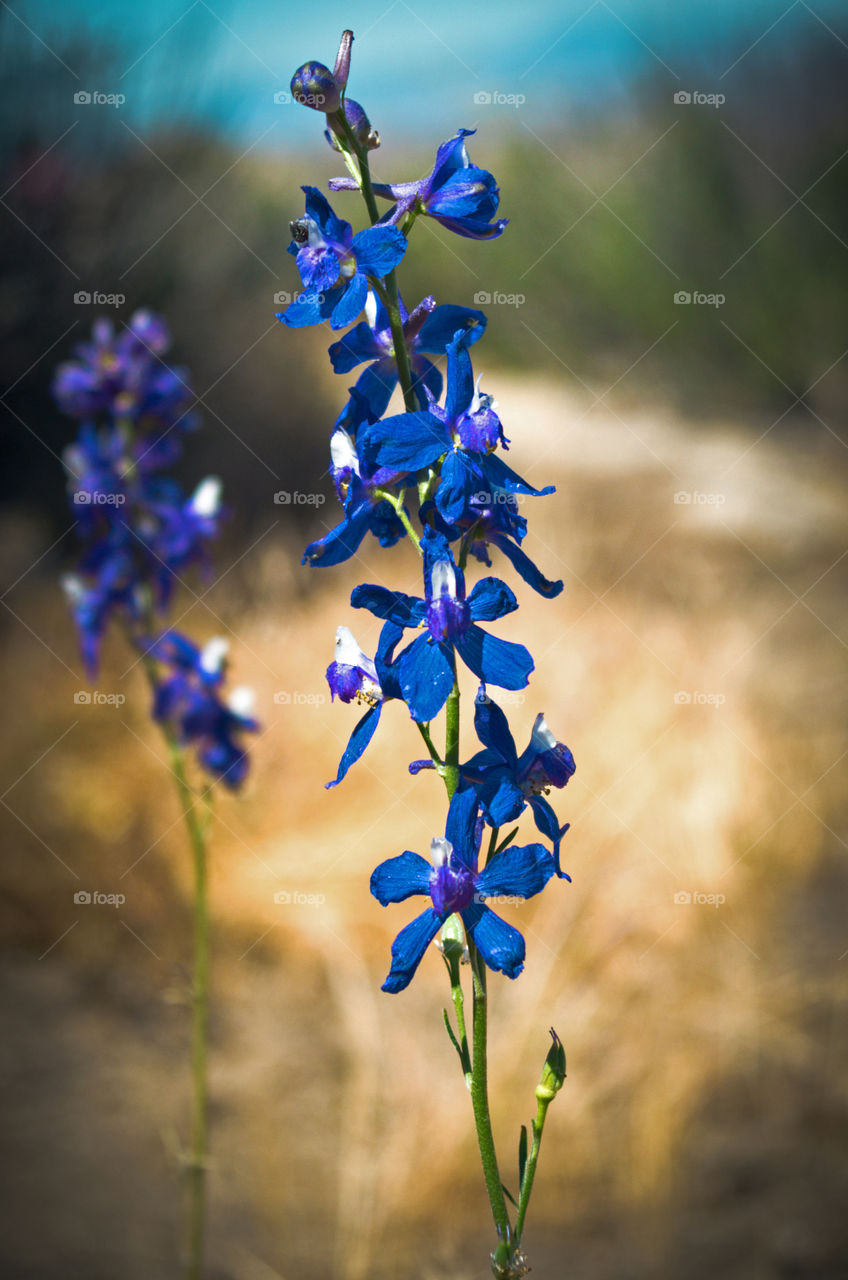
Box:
15;0;848;148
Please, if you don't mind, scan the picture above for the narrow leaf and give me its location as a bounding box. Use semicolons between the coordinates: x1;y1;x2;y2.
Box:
502;1183;519;1210
442;1008;463;1061
518;1123;528;1189
495;826;520;855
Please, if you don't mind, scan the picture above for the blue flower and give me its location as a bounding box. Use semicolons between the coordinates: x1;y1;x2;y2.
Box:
328;290;487;418
355;329;563;597
53;310;194;428
462;686;575;878
302;416;406;568
277;187;407;331
370;786;554;992
150;632;259;789
331;129;508;240
324;620;405;788
351;528;534;722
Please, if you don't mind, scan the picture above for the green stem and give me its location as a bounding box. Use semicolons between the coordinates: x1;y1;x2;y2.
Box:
415;721;444;772
514;1096;551;1246
470;945;514;1272
139;649;211;1280
334;110;418;413
374;486;421;552
444;678;460;800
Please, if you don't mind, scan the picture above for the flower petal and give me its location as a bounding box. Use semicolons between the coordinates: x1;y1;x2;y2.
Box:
529;796;572;880
461;902;525;978
489;534;563;599
302;499;373;568
445;785;480;867
467;576;518;622
370;850;433;904
472;686;518;766
353;224;408;278
456;624;534;690
416;304;487;354
351;583;425;628
328;321;383;373
445;330;474;423
330;272;368;329
358;411;448;473
326;703;382;788
381;906;443;993
397;633;455;722
475;842;555;900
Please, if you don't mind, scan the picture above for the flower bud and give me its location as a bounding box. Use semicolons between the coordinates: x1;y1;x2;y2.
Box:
535;1028;566;1102
325;99;380;152
290;60;339;113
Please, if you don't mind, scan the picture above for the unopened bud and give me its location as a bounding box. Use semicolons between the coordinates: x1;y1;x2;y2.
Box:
290;61;340;113
326;99;380;152
536;1028;566;1102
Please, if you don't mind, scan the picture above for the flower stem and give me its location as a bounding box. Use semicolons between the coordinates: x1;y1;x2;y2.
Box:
139;648;211;1280
444;679;460;800
335;111;418;412
469;945;514;1275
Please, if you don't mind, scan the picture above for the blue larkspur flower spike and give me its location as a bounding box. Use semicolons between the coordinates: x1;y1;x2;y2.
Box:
331;128;509;240
351;528;534;723
371;786;554;992
277;187;407;331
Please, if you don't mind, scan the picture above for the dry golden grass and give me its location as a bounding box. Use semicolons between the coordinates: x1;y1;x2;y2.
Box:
2;376;847;1279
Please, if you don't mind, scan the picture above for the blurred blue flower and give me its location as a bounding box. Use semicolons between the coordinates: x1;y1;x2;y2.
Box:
150;632;259;789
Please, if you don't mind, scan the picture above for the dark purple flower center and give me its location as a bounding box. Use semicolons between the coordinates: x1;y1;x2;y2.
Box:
429;841;475;915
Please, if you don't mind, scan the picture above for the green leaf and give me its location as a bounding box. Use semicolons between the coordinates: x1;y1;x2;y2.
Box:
502;1183;519;1210
494;826;520;855
442;1008;463;1061
518;1123;528;1189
